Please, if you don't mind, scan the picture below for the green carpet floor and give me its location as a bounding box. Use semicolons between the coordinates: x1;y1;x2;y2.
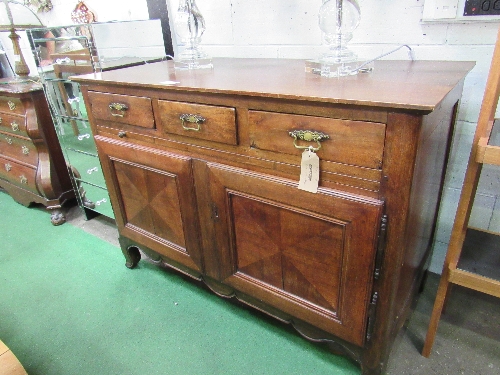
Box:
0;190;360;375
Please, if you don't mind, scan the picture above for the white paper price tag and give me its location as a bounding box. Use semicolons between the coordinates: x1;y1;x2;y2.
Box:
298;148;320;193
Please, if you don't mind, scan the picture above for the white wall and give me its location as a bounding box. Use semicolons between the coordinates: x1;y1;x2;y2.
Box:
174;0;500;274
2;0;498;274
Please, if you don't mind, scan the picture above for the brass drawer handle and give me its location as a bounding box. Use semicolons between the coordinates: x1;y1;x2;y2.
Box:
0;117;2;124
179;113;205;131
289;130;330;152
5;163;11;172
8;101;16;111
109;102;129;117
11;121;19;132
20;175;27;184
6;137;12;145
87;167;98;174
22;146;29;155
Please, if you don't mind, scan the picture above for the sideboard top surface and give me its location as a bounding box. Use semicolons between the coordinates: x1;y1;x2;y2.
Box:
73;58;474;112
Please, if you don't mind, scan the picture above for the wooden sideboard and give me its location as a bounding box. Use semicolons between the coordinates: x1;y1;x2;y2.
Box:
0;80;74;225
74;58;473;374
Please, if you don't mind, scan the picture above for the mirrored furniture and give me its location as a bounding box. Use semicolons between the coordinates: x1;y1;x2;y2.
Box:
28;20;166;219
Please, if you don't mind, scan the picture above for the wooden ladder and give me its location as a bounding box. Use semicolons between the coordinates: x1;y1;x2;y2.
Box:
422;26;500;357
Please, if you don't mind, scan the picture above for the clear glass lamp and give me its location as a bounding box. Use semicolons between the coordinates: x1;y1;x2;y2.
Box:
306;0;373;77
174;0;212;70
0;0;43;79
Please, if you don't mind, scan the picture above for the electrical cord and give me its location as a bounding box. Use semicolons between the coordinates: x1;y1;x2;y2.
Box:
351;44;415;74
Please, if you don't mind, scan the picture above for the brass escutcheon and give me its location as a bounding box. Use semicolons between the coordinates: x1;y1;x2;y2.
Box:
288;130;330;151
179;113;205;131
6;137;12;145
5;163;11;172
8;101;16;110
11;122;19;131
22;146;29;155
108;102;129;117
20;175;27;184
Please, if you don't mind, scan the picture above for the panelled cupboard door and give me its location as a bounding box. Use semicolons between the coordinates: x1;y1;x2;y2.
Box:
197;162;384;347
95;136;203;273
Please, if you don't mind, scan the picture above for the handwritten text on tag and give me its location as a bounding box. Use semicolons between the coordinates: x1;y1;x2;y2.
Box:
298;149;320;193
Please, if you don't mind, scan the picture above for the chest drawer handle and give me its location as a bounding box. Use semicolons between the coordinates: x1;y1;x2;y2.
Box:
109;102;128;117
6;137;12;145
11;122;19;132
95;198;107;206
20;175;28;184
22;146;30;155
5;163;11;172
77;133;90;140
289;130;330;152
8;101;16;111
179;113;205;131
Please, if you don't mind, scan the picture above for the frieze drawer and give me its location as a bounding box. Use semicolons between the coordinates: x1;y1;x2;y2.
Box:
88;91;155;129
248;110;386;170
158;100;237;145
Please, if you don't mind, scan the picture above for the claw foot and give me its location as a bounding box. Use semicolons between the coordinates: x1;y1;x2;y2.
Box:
50;209;66;226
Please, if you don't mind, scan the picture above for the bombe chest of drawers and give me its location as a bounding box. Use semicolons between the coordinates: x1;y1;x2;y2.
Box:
0;80;74;224
74;58;473;374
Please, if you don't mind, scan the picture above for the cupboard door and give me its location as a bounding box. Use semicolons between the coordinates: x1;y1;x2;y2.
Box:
197;162;384;346
96;136;203;273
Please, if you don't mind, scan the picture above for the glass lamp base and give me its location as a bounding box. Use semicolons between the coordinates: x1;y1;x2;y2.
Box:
305;58;373;78
174;57;213;70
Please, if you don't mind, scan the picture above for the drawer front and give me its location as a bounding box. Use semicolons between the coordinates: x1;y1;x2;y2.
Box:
158;100;237;145
0;133;38;167
65;149;106;188
248;111;386;170
87;91;155;128
0;155;38;194
0;113;28;137
0;97;24;115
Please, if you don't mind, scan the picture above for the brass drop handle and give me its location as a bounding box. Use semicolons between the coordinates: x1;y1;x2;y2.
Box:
5;163;11;172
22;146;29;155
109;102;128;117
288;130;330;152
118;131;127;138
179;113;205;131
11;121;19;132
8;101;16;111
20;175;27;184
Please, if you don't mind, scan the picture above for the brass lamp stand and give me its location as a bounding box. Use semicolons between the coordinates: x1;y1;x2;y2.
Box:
8;26;30;76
